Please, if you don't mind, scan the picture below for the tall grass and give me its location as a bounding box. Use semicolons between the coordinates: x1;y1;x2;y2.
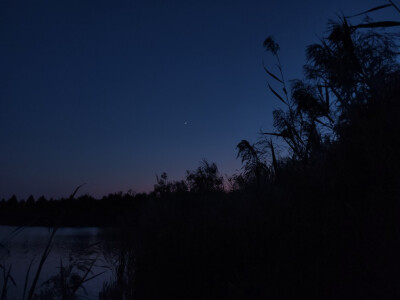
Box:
0;184;107;299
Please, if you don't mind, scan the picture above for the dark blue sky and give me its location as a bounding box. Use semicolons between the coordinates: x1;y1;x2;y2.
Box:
1;0;397;199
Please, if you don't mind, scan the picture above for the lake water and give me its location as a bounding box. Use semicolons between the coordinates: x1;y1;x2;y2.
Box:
0;226;117;299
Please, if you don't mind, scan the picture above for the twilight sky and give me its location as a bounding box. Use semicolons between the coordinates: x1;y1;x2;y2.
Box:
1;0;397;199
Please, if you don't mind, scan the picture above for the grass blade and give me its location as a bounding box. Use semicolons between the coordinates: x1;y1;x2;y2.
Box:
82;270;107;284
263;62;283;83
268;84;287;105
69;183;86;200
22;257;35;300
346;4;392;18
388;0;400;14
7;267;16;288
59;258;67;299
263;132;289;138
27;227;57;300
269;139;279;179
1;265;15;300
70;257;98;296
352;21;400;29
1;267;8;300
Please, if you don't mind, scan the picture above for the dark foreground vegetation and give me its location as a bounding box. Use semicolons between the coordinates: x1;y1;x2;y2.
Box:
2;3;400;299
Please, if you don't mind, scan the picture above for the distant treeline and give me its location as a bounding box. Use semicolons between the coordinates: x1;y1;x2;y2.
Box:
0;160;228;227
0;192;146;227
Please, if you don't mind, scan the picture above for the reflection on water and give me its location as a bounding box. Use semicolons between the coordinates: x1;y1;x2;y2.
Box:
0;226;115;299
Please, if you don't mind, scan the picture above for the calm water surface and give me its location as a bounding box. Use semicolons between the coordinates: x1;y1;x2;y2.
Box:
0;226;117;299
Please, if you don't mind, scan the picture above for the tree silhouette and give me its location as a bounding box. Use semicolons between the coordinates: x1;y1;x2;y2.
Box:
154;172;188;196
186;159;223;193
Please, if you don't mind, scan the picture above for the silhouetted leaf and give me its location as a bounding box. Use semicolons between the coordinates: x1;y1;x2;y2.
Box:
22;258;35;300
69;183;86;200
268;84;287;105
388;0;400;14
325;86;329;108
27;228;57;300
8;272;16;287
263;132;289;138
314;117;334;129
269;139;279;177
263;63;283;83
346;4;392;18
352;21;400;29
317;85;323;98
82;270;107;283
